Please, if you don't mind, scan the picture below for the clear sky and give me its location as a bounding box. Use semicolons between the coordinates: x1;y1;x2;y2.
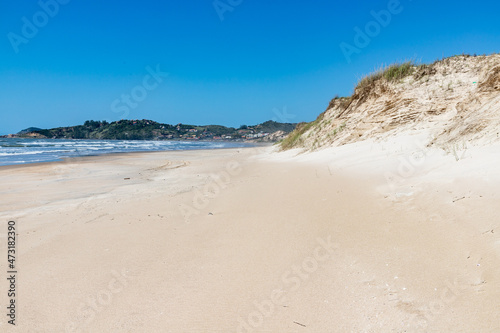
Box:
1;0;499;134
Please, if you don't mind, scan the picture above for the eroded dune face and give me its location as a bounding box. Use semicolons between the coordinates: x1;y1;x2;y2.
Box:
283;54;500;151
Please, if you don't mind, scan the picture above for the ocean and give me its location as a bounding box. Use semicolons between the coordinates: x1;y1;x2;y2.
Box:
0;138;254;166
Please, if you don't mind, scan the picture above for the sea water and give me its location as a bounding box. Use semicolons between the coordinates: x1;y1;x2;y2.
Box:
0;138;254;166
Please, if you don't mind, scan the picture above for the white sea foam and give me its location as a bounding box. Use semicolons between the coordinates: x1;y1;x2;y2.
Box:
0;138;252;166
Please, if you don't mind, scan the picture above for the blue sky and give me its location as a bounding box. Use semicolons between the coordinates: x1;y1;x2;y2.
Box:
1;0;499;134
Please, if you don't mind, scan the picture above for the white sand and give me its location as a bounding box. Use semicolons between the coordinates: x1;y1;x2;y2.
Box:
0;141;499;332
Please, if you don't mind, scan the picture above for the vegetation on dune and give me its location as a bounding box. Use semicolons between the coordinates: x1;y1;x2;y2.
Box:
480;65;500;91
355;61;415;94
280;112;325;150
279;63;418;150
326;95;351;112
279;122;311;150
383;61;415;81
280;52;500;151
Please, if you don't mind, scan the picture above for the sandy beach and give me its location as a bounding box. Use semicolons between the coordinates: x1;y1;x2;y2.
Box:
1;141;499;332
3;0;498;331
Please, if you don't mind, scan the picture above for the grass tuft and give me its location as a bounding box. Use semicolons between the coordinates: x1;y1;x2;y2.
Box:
280;112;325;150
479;66;500;91
382;62;414;81
355;61;415;95
326;95;351;111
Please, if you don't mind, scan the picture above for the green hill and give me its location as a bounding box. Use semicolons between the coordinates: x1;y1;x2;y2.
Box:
14;119;296;142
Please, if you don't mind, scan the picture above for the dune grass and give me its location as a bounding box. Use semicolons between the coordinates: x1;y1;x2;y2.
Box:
383;62;414;81
355;61;415;93
280;54;499;150
280;112;326;150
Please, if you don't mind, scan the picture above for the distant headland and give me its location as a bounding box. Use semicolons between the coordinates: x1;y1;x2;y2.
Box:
2;119;297;142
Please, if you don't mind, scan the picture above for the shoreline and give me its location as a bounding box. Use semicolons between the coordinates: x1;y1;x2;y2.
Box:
0;143;270;169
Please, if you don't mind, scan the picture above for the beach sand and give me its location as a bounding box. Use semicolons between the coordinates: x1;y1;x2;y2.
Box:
1;142;499;332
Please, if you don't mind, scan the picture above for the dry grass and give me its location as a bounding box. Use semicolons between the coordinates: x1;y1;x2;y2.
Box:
414;63;437;80
357;61;414;87
280;112;325;150
353;61;415;100
479;66;500;91
382;62;415;81
280;53;500;151
279;122;312;150
327;95;351;111
281;62;415;150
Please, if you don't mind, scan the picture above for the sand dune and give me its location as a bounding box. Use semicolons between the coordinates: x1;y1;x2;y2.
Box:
283;54;500;151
